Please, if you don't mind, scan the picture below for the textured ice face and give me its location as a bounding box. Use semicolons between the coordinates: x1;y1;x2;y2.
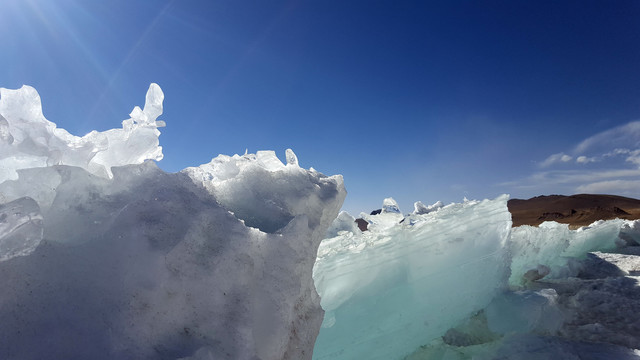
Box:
313;199;640;360
0;84;346;360
0;83;164;182
312;195;513;360
484;289;564;335
324;211;360;239
0;197;43;261
413;200;444;214
183;150;344;234
509;219;638;286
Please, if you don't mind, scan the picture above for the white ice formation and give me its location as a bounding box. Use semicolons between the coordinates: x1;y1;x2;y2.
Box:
0;84;165;182
0;84;345;359
413;200;444;214
182;150;340;234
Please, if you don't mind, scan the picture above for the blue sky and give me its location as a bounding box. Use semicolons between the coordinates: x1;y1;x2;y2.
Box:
2;0;640;214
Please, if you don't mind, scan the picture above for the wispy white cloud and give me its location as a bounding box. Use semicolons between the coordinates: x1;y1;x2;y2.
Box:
508;168;640;187
503;120;640;197
574;121;640;154
539;152;572;168
576;180;640;195
624;149;640;166
576;156;597;164
572;148;640;166
604;148;633;157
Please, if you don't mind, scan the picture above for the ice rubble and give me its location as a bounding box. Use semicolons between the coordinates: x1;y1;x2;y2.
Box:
313;197;640;359
182;149;340;234
0;84;345;359
409;248;640;360
509;219;633;286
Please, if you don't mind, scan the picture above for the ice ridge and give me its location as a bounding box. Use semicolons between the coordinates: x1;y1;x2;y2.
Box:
0;83;165;182
313;195;512;359
0;84;345;360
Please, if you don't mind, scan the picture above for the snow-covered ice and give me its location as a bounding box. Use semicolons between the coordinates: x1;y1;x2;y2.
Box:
0;84;345;359
0;84;165;182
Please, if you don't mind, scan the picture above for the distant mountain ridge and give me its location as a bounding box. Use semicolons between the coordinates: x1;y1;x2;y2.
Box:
508;194;640;228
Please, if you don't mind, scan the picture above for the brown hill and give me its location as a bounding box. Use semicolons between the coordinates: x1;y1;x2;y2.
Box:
508;194;640;228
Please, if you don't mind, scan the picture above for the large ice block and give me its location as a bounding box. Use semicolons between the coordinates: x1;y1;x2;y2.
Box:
312;196;512;359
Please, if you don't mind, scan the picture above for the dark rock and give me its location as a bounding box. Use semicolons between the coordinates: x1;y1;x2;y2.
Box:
355;218;368;232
